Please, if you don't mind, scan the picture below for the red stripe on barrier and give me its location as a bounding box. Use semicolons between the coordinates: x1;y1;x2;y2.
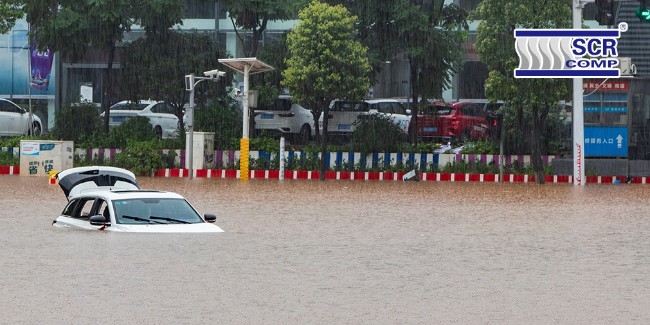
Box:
196;169;208;178
511;174;526;183
483;174;497;182
438;173;452;181
268;170;279;179
367;172;380;180
468;174;481;182
0;166;9;174
295;170;308;179
224;169;238;178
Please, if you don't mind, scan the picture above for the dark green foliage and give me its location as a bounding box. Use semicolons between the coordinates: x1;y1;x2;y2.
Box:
50;103;103;144
105;117;159;149
193;99;242;150
119;30;229;127
351;114;408;153
113;140;172;176
0;150;19;166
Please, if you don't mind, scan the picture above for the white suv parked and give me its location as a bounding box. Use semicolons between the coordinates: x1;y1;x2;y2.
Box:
319;98;411;142
253;95;314;145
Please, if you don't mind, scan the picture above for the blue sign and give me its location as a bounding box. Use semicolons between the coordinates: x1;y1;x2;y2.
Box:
585;126;628;157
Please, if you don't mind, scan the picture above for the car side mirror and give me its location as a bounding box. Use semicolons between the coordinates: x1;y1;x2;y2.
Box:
406;109;412;115
89;214;109;226
204;213;216;223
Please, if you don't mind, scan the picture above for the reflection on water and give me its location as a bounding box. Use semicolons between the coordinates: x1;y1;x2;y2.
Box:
1;175;649;324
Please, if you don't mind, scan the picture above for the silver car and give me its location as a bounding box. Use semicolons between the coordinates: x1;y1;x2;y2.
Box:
0;98;43;136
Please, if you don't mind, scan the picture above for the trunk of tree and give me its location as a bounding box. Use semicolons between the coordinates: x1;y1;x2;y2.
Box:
102;44;116;134
320;105;329;180
530;104;545;184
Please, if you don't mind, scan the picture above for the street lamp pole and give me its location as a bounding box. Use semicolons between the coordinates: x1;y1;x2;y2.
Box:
185;70;225;179
573;0;586;186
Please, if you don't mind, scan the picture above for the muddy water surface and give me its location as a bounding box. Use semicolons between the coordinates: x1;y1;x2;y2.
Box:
1;175;649;324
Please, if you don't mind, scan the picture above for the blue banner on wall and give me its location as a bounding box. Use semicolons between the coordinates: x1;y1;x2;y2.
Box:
585;126;628;157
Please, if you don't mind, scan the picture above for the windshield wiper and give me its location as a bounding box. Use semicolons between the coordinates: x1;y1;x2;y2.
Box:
150;216;191;224
121;215;165;224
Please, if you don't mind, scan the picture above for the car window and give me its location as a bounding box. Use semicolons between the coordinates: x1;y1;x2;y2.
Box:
70;198;97;219
0;101;22;113
392;102;407;115
377;103;393;114
275;98;292;111
332;101;368;112
111;103;148;111
151;103;175;114
61;199;80;217
434;106;455;116
461;104;481;116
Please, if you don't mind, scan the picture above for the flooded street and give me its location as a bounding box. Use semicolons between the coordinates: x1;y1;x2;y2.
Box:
1;175;649;324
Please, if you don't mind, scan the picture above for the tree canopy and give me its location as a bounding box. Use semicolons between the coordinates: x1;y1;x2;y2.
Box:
0;1;24;34
23;0;186;132
474;0;572;183
223;0;307;57
119;31;229;128
282;0;371;179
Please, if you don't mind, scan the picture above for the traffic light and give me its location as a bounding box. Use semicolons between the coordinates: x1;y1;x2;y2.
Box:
488;113;503;141
637;1;650;22
596;0;615;25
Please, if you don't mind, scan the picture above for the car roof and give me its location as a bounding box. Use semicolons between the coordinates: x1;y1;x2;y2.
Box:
112;100;162;106
364;99;400;104
71;189;185;201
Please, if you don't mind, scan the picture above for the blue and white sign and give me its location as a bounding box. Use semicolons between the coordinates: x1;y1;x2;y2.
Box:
585;126;628;157
514;23;627;79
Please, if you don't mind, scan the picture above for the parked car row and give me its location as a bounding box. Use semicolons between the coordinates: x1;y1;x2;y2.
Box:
0;98;43;137
251;96;504;145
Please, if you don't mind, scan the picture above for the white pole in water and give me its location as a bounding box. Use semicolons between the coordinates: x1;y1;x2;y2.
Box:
279;136;285;180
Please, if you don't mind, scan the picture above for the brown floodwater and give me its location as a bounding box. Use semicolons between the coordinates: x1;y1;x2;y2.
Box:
1;175;649;324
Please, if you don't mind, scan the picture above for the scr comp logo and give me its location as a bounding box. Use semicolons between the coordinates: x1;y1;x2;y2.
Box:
514;23;627;79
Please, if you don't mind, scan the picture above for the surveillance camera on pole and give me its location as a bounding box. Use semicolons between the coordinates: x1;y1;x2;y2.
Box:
203;69;226;79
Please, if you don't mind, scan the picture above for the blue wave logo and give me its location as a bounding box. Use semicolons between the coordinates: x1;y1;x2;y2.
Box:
514;23;627;79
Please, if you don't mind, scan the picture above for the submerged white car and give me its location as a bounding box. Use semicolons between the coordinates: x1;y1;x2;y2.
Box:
52;166;224;233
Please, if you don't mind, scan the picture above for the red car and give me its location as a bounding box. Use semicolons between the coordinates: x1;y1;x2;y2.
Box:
410;101;491;143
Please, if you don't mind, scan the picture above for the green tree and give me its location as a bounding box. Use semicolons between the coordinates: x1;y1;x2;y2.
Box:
282;0;371;180
222;0;307;57
23;0;185;133
327;1;468;143
474;0;572;184
0;1;23;34
394;0;467;142
119;31;229;128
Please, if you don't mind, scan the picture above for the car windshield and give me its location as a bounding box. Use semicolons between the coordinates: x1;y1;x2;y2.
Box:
112;198;204;224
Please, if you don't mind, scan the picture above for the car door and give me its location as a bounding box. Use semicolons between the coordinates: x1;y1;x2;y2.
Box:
0;100;9;135
0;100;26;135
149;102;179;133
